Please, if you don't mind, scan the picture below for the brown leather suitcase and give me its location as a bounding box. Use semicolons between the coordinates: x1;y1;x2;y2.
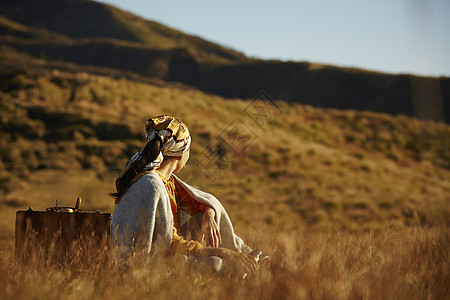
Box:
15;198;111;262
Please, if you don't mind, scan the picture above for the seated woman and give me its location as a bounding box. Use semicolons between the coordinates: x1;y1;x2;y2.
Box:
110;115;257;273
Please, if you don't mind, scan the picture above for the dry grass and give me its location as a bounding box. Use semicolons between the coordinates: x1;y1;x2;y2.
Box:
0;225;448;299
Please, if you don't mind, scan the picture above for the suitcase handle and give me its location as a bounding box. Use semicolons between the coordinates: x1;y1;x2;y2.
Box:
46;197;82;213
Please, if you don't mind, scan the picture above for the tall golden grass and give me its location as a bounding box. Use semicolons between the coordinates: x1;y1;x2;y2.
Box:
0;224;448;299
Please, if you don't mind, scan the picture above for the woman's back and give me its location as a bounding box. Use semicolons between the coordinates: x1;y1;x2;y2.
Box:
111;171;173;255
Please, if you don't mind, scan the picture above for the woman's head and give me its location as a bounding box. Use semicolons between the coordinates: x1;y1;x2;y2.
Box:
173;148;190;173
145;115;191;158
110;115;190;201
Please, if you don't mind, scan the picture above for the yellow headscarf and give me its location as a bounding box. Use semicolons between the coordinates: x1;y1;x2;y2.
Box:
126;115;191;170
145;115;191;157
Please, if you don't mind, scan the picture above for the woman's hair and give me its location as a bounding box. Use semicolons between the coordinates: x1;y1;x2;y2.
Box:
109;137;162;201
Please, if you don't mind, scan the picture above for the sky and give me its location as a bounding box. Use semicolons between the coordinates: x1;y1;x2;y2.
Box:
98;0;450;77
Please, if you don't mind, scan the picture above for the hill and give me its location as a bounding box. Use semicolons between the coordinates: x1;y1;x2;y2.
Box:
0;0;448;123
0;0;246;64
0;42;449;300
1;51;449;233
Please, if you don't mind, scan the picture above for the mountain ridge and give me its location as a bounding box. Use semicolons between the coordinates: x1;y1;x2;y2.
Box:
0;0;448;123
0;0;246;63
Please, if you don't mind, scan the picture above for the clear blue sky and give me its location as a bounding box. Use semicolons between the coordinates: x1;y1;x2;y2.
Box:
98;0;450;77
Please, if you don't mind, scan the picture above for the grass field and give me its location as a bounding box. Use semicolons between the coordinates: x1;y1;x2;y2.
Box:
0;224;448;299
0;57;449;299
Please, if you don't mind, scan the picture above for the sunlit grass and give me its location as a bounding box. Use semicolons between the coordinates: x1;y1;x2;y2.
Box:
0;225;448;299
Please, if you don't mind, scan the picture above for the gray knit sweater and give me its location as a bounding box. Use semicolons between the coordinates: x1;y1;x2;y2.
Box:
111;171;252;256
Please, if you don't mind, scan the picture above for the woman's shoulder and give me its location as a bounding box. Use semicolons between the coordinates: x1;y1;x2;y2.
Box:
132;170;165;189
120;170;166;199
115;171;166;208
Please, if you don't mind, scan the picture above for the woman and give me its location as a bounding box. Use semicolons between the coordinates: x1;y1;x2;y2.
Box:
110;115;257;273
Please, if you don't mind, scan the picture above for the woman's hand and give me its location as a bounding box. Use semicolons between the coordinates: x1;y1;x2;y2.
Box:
200;207;222;247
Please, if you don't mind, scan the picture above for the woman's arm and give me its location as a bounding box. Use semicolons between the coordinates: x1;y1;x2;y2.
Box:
200;207;222;247
176;181;222;247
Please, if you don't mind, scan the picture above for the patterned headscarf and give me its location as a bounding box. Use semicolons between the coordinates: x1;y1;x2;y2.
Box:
145;115;191;156
127;115;191;170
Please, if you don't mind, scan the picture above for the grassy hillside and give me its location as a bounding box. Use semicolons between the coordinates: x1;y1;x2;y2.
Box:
0;14;244;78
1;50;449;298
0;0;246;64
1;52;449;231
169;60;450;125
1;0;448;124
